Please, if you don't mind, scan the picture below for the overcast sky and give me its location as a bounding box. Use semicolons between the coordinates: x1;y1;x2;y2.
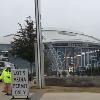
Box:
0;0;100;38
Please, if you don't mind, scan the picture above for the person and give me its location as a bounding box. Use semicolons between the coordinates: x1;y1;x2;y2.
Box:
0;67;12;95
0;68;7;92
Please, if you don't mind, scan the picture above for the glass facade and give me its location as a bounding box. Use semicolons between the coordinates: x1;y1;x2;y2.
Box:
46;42;100;73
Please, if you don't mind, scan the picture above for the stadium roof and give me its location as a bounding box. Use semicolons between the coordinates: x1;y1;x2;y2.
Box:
0;29;100;45
42;29;100;45
0;34;14;44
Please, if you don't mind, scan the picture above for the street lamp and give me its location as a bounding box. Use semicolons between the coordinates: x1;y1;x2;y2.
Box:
34;0;44;89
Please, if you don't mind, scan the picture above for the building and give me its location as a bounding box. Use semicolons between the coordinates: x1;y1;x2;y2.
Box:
42;29;100;73
0;29;100;74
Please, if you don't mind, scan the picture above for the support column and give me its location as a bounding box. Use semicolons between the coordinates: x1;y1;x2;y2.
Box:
87;50;90;66
65;47;67;69
84;52;86;67
81;49;83;67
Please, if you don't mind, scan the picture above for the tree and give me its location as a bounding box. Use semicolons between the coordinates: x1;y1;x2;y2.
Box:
11;16;36;78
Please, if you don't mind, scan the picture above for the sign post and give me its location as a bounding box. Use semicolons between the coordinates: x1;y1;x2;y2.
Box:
11;69;29;99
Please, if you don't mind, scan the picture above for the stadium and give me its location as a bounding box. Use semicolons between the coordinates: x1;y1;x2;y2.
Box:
0;29;100;75
42;29;100;75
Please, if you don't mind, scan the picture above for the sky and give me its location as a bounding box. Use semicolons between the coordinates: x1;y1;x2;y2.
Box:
0;0;100;39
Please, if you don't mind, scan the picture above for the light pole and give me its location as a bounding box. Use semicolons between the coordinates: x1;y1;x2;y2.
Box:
34;0;44;88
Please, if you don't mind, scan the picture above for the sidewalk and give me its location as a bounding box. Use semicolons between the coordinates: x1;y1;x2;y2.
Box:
1;92;100;100
0;82;100;100
31;92;100;100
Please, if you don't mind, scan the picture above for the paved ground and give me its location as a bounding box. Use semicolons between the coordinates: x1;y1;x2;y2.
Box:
31;92;100;100
0;83;100;100
0;92;100;100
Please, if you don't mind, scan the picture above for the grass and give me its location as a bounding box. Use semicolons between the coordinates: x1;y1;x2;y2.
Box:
30;86;100;93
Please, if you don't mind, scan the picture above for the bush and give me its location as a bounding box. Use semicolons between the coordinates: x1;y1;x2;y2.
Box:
62;71;67;77
45;76;100;87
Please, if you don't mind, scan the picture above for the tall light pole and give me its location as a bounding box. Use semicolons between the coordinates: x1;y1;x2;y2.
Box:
34;0;43;88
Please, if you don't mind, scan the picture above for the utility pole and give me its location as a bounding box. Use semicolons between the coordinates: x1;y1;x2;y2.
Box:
34;0;44;89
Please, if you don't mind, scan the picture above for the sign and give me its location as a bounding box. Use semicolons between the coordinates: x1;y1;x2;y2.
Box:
12;69;29;98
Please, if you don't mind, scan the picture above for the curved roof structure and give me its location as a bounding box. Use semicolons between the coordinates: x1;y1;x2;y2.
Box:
0;34;14;44
0;29;100;45
42;29;100;45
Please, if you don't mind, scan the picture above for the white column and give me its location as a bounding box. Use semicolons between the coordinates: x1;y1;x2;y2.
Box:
87;51;90;65
84;53;85;67
81;52;85;67
81;49;83;67
65;47;67;69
